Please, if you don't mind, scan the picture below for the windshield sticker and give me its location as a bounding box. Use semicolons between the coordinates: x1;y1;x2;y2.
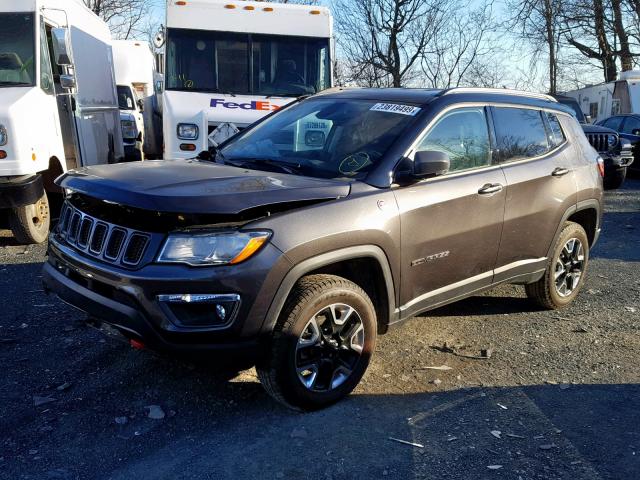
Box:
370;103;421;116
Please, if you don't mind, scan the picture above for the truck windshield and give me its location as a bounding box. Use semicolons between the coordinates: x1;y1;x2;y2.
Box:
117;85;136;110
219;98;421;180
0;13;35;87
166;28;330;97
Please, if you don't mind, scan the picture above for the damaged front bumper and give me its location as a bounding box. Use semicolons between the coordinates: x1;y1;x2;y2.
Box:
43;234;292;358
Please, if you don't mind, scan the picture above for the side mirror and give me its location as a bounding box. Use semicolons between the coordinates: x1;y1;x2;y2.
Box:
414;150;450;178
137;98;144;112
51;28;73;66
632;129;640;136
59;74;76;90
155;80;164;94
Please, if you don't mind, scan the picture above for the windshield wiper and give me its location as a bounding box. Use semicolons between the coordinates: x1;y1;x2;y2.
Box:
225;157;304;175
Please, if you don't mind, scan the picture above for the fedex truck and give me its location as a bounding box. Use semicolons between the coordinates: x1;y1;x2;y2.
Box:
0;0;123;244
162;0;333;159
563;70;640;123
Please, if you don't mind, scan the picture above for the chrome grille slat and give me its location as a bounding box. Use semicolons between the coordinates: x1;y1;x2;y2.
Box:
57;201;151;267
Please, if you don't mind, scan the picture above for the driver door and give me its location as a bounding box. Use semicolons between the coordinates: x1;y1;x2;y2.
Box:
393;106;506;318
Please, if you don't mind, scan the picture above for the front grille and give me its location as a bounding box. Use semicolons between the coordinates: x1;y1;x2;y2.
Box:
57;201;152;267
587;133;614;152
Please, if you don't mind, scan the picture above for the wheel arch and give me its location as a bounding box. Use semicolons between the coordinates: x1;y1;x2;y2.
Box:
546;200;601;259
262;246;397;336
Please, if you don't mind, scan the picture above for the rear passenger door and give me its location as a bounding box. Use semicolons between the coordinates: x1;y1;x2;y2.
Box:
394;106;506;317
491;106;577;283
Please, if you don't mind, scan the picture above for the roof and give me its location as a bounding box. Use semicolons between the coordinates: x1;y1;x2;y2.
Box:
315;87;569;112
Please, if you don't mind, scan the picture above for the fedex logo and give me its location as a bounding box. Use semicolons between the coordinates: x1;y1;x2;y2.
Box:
210;98;281;111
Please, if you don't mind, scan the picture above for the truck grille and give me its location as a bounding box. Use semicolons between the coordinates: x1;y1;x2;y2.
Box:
58;202;151;267
586;133;615;152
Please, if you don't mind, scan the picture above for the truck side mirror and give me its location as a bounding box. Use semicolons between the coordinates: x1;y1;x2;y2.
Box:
137;98;144;112
51;27;74;66
413;150;450;178
60;74;76;90
632;129;640;136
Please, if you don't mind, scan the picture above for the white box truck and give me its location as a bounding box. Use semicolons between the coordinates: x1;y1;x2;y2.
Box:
0;0;124;243
161;0;333;159
112;40;162;161
563;70;640;123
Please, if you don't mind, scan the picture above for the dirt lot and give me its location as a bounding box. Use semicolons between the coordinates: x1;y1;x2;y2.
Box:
1;180;639;480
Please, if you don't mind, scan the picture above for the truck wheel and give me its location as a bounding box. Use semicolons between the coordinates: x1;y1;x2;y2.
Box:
9;192;51;244
604;167;626;190
526;222;589;310
257;274;377;411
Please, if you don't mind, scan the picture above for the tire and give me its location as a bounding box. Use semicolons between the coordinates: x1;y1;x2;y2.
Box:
604;167;626;190
9;192;50;244
257;274;377;411
526;221;589;310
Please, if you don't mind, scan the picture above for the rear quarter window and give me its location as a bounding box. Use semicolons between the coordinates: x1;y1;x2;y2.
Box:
545;112;566;147
492;107;550;162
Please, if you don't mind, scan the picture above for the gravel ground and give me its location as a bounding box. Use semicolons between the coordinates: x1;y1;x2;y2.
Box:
1;180;639;480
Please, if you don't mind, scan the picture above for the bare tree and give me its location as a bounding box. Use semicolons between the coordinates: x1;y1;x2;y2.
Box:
83;0;155;40
335;0;446;87
507;0;563;94
420;0;499;89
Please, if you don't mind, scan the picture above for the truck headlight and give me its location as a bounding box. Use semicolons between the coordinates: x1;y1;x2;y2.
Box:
121;120;137;140
0;125;7;146
608;135;618;148
177;123;199;140
158;231;271;266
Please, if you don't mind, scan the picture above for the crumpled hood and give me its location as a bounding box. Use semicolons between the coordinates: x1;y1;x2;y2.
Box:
56;159;352;214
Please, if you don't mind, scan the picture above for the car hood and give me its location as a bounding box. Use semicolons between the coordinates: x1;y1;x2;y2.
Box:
57;160;352;214
582;124;617;135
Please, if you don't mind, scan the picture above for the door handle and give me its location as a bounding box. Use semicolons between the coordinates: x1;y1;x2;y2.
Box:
552;167;570;177
478;183;503;195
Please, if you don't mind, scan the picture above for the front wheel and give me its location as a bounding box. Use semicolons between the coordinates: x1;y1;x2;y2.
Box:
9;192;50;244
526;222;589;310
257;274;377;411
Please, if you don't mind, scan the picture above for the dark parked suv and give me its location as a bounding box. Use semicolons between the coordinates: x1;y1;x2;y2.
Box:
553;95;634;189
43;88;603;410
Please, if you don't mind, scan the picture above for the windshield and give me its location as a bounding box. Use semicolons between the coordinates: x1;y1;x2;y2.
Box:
166;28;330;96
219;98;422;179
0;12;35;87
117;85;136;110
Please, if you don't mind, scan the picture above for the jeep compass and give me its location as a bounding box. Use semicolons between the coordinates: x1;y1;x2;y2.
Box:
43;88;604;410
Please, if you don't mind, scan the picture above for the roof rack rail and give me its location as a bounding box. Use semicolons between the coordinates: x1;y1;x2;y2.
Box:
440;87;557;102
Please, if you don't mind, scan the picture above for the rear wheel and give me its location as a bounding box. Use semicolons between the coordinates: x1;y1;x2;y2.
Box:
9;192;50;244
604;167;626;190
526;222;589;310
257;274;377;411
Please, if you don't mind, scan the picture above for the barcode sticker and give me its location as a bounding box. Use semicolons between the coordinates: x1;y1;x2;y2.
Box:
370;103;421;116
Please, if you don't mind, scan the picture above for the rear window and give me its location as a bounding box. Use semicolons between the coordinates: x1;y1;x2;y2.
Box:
493;107;550;162
546;112;566;147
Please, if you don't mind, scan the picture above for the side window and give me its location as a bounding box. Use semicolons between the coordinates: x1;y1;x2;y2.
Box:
621;116;640;135
603;116;623;131
39;20;54;95
492;107;549;162
416;107;491;172
546;112;566;147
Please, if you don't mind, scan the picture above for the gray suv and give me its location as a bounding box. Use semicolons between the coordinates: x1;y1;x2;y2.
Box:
43;88;604;410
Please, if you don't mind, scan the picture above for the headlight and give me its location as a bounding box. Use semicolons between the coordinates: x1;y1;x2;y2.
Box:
177;123;199;140
121;120;137;140
0;125;7;146
607;134;618;148
158;231;271;266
